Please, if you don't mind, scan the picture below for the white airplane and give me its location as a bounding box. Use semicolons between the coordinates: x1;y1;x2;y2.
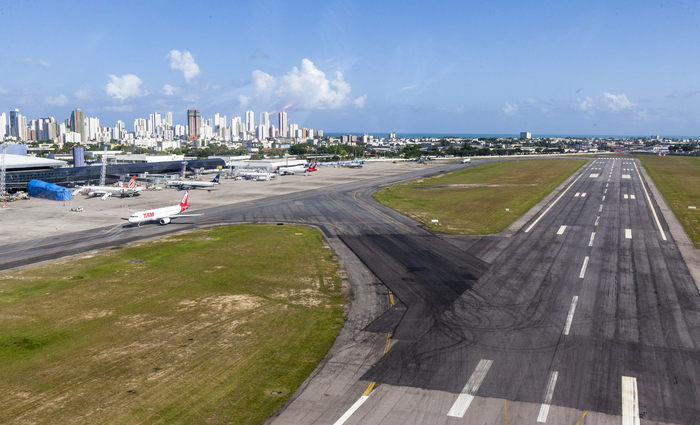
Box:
461;157;472;163
165;174;220;190
277;162;318;175
125;190;204;226
239;170;275;181
73;176;142;200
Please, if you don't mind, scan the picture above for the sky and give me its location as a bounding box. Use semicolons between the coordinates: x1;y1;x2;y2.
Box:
2;0;700;136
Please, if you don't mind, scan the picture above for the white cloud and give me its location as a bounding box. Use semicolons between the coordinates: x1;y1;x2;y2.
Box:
45;94;68;106
162;84;181;96
21;58;50;67
252;70;275;100
400;85;417;91
38;60;51;67
275;59;354;109
74;85;93;101
167;50;200;83
353;95;367;108
104;74;143;101
601;92;633;111
503;102;518;115
578;97;593;111
238;94;250;107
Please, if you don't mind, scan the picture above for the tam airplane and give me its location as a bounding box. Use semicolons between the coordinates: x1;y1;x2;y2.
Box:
277;162;318;175
165;174;220;190
74;176;142;200
125;190;204;226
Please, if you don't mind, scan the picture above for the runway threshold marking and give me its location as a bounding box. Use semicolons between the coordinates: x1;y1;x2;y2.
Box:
631;194;636;199
536;371;559;422
447;359;493;418
564;296;578;335
581;193;586;197
579;256;590;278
575;193;580;197
633;163;667;241
557;225;567;235
588;232;595;246
525;164;591;233
625;229;632;239
622;376;640;425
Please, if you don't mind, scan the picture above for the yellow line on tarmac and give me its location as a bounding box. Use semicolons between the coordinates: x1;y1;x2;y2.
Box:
504;399;507;425
388;289;394;307
362;382;375;396
575;411;588;425
383;332;392;355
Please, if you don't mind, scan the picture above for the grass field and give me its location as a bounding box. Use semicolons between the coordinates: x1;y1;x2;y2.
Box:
637;155;700;248
374;159;586;234
0;225;344;424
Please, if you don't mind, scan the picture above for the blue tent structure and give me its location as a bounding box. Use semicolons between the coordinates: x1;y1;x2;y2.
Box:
27;180;72;201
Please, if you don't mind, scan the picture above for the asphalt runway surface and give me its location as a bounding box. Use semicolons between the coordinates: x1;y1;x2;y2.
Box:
1;157;698;425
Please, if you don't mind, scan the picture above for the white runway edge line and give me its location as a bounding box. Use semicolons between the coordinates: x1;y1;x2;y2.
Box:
537;371;559;422
564;296;579;335
589;232;596;247
332;385;375;425
633;163;667;241
525;163;592;233
622;376;640;425
626;229;632;239
447;359;493;418
579;256;590;278
557;225;567;235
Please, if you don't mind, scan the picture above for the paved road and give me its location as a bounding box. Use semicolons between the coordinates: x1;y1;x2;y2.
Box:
1;157;697;425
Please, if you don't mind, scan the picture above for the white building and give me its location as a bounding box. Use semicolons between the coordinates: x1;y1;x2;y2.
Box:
245;110;254;132
520;132;532;139
278;111;287;137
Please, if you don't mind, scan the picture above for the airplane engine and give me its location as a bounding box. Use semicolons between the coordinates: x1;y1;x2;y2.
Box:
159;217;171;225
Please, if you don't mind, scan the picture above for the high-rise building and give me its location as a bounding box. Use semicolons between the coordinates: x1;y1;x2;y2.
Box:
278;111;287;137
259;112;269;139
187;109;201;140
166;112;173;127
70;109;86;142
520;132;531;139
0;113;6;138
245;110;254;132
9;109;20;139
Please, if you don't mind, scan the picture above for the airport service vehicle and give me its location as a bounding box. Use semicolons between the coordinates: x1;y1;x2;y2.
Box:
277;162;318;175
462;157;472;163
125;191;203;226
70;206;84;212
165;174;220;190
73;176;142;200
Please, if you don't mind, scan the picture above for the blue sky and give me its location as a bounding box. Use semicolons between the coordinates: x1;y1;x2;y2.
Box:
2;0;700;136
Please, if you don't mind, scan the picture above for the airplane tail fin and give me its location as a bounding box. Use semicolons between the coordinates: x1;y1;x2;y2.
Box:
126;175;136;189
211;174;220;183
308;162;317;171
180;191;190;208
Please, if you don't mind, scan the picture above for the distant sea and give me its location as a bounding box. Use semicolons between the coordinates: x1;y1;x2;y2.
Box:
324;133;695;139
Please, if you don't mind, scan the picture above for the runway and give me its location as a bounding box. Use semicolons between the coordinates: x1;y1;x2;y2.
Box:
1;157;698;424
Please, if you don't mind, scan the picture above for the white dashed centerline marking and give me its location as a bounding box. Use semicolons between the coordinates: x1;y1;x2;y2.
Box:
604;188;607;194
557;225;567;235
599;204;604;212
622;376;640;425
447;359;493;418
574;193;580;197
626;229;632;239
602;195;606;202
564;296;579;335
631;194;636;200
589;232;596;246
579;256;590;278
581;193;586;197
537;371;559;422
595;216;600;226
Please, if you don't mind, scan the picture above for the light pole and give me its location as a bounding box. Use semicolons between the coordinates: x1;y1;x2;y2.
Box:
0;142;8;199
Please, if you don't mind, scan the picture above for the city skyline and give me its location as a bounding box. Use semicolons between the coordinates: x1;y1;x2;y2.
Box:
2;1;700;136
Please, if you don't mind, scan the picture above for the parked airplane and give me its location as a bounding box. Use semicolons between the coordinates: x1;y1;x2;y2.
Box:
165;174;220;190
277;162;318;175
125;190;204;226
461;157;472;163
73;175;142;200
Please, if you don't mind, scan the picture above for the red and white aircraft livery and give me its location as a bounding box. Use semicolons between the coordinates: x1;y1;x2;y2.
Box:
277;162;318;175
74;176;142;200
126;191;204;226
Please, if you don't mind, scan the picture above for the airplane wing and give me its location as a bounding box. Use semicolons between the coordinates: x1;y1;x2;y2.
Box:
169;213;206;218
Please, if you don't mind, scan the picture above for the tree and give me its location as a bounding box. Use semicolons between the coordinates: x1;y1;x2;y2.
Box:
289;144;308;155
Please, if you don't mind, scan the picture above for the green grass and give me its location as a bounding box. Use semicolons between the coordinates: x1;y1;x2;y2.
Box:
637;155;700;248
0;225;345;424
374;159;586;234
